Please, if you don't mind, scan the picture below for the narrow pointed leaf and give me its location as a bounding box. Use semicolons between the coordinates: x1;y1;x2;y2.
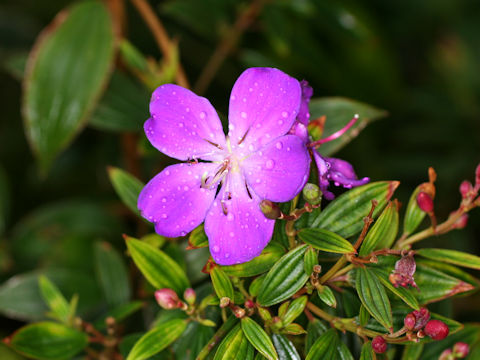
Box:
214;324;254;360
108;167;144;216
356;267;393;332
125;236;189;294
126;319;187;360
370;267;419;309
317;286;337;308
257;245;308;306
305;319;328;352
188;224;208;248
23;1;115;172
38;276;70;323
298;228;355;254
416;248;480;270
9;321;88;360
304;247;318;276
210;266;234;301
272;334;301;360
310;181;399;238
360;341;374;360
403;186;427;236
241;317;278;360
359;305;370;326
338;341;354;360
305;329;339;360
282;296;307;325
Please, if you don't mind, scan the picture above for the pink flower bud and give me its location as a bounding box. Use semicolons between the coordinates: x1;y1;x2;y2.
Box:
219;297;231;308
404;313;416;330
390;255;418;288
404;308;430;331
371;336;387;354
453;213;468;229
453;342;469;358
183;288;196;305
155;289;180;310
244;299;255;309
460;181;473;198
424;320;449;340
417;191;434;213
439;349;453;360
259;200;281;220
475;163;480;187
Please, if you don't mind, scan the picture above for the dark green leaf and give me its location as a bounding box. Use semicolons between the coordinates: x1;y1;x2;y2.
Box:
298;228;355;254
355;267;393;332
370;267;419;309
3;52;28;80
309;97;387;156
9;322;88;360
38;276;70;323
337;341;354;360
359;341;374;360
221;242;285;277
214;324;254;360
125;236;189;294
272;334;301;360
403;186;427;236
305;328;339;360
317;286;337;308
282;296;307;325
126;319;187;360
94;241;131;307
257;245;308;306
188;224;208;248
304;247;318;276
417;248;480;270
108;167;144;216
241;317;278;360
359;305;370;326
23;1;115;172
401;343;423;360
310;181;399;238
305;319;328;352
249;273;266;297
173;322;215;360
210;266;234;301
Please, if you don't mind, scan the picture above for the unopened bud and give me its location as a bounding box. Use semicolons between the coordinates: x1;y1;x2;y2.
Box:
475;163;480;187
219;297;231;308
424;319;449;340
244;299;255;309
453;342;469;358
155;289;180;310
404;313;416;330
439;349;453;360
183;288;196;305
233;307;245;318
404;308;430;331
371;336;387;354
313;265;322;273
303;183;322;205
453;213;468;229
259;200;281;220
390;255;417;288
417;191;434;213
460;181;473;198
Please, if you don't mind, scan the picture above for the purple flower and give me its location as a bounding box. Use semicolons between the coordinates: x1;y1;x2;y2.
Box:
138;68;311;265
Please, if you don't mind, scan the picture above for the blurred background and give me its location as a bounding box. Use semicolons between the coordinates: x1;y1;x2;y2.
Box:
0;0;479;348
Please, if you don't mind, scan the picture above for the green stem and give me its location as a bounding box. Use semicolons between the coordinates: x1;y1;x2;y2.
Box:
196;316;237;360
319;256;347;284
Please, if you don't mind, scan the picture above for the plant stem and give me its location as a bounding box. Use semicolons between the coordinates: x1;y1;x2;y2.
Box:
196;316;237;360
319;256;347;284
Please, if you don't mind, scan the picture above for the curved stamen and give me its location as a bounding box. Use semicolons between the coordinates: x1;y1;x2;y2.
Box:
308;114;359;148
201;160;229;189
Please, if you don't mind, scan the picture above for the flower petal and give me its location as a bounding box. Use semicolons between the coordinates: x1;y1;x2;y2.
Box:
147;84;226;161
138;163;218;237
228;68;301;155
325;157;370;188
313;151;335;200
204;173;274;265
297;80;313;126
243;135;311;202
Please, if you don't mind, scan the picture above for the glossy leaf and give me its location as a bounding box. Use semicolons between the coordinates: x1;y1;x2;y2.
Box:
310;181;399;238
282;296;307;325
359;200;399;256
303;247;318;276
38;276;70;323
359;341;374;360
214;324;254;360
173;322;215;360
370;267;419;309
249;273;266;297
9;321;88;360
93;241;131;307
317;286;337;308
272;334;301;360
309;97;387;156
355;267;393;332
188;224;208;248
125;236;189;294
23;1;115;172
305;319;328;352
108;167;144;216
298;228;355;254
359;305;370;326
126;319;187;360
257;245;309;306
416;248;480;270
210;266;234;301
305;328;339;360
403;186;427;236
337;341;354;360
221;242;285;277
241;317;278;360
401;343;423;360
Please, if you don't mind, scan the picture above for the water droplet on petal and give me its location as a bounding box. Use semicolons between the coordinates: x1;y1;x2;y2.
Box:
199;111;206;119
165;170;170;176
248;144;255;152
161;197;167;203
265;159;275;169
186;107;190;112
225;253;230;258
183;186;189;191
255;178;261;183
281;111;288;118
275;142;283;150
227;213;235;221
231;95;236;101
241;112;247;119
180;231;186;236
161;214;168;219
249;87;253;92
212;245;220;253
179;123;184;128
278;120;283;125
229;232;235;237
286;147;291;152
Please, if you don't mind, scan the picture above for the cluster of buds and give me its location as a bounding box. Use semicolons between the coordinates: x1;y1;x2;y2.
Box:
404;308;449;341
439;342;470;360
155;288;196;311
459;163;480;201
389;254;418;289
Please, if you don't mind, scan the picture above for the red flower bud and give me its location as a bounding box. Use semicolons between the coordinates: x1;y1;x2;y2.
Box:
453;342;469;358
404;308;430;331
424;320;449;340
475;163;480;187
371;336;387;354
439;349;453;360
460;181;473;198
453;213;468;229
390;255;418;288
244;299;255;309
404;313;416;330
155;289;180;310
417;191;434;213
183;288;196;305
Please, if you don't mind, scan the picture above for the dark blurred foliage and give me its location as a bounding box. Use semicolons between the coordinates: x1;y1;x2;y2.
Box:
1;0;480;335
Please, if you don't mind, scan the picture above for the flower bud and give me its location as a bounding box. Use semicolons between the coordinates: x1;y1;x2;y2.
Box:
404;308;430;331
404;313;416;330
219;297;231;308
417;191;434;213
390;255;417;288
453;342;469;358
439;349;453;360
259;200;281;220
303;183;322;205
183;288;196;305
452;213;468;229
233;306;245;318
460;181;473;198
424;319;449;340
155;289;180;310
244;299;255;309
371;336;387;354
475;163;480;187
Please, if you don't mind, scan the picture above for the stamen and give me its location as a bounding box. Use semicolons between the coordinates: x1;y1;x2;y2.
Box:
221;201;228;215
203;139;223;150
308;114;359;148
238;127;251;145
245;181;253;199
201;161;230;189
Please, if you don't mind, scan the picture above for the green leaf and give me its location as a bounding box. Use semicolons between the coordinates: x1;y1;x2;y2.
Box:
317;286;337;308
38;276;70;323
214;324;254;360
370;267;419;309
257;245;309;306
0;165;9;236
241;317;278;360
337;341;354;360
310;181;399;238
305;319;328;352
23;1;115;172
188;224;208;248
221;243;285;277
309;97;387;156
305;329;339;360
108;167;144;216
271;334;301;360
359;341;374;360
90;72;149;132
359;305;370;327
403;186;427;236
359;200;399;256
249;274;266;297
93;241;131;307
282;296;307;325
355;267;393;332
210;266;234;301
298;228;355;254
401;343;423;360
125;236;189;294
303;247;318;276
416;248;480;270
126;319;187;360
173;322;215;360
9;321;88;360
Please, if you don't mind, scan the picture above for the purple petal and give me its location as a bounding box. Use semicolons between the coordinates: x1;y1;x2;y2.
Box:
147;84;226;161
227;68;301;155
243;135;311;202
138;163;218;237
325;157;370;188
313;152;335;200
297;80;313;126
204;172;274;265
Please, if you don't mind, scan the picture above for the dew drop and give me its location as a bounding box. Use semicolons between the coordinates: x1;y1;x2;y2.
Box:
265;159;275;169
240;112;247;119
286;147;291;152
227;213;235;221
229;232;235;237
212;245;220;253
183;185;189;191
255;178;261;184
248;144;255;152
242;97;247;103
249;87;253;92
179;123;184;128
161;197;167;203
199;111;206;119
231;95;236;101
161;213;168;219
278;120;283;125
172;91;176;95
275;141;283;150
225;253;230;258
180;231;186;236
165;170;170;176
281;111;288;118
